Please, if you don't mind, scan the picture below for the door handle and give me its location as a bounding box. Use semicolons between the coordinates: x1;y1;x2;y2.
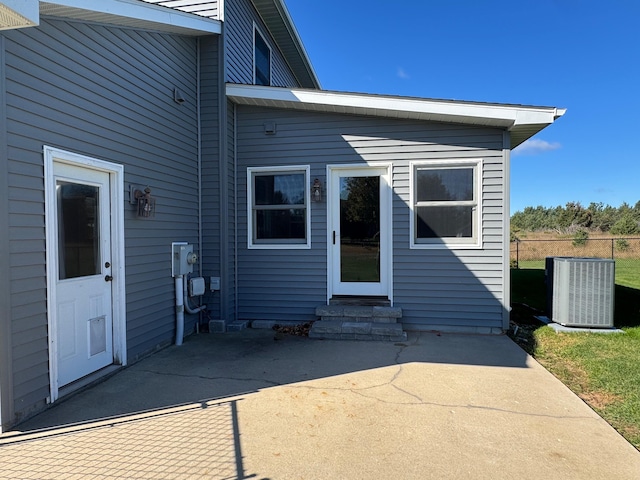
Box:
333;231;336;245
105;275;113;282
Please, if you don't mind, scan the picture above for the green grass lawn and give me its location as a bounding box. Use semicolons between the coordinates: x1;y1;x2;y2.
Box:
511;267;640;450
533;327;640;450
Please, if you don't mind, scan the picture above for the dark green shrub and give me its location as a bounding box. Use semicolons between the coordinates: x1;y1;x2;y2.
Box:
616;238;630;251
572;229;589;247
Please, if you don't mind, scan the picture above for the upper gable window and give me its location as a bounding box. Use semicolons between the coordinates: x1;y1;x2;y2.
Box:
410;159;483;249
254;27;271;86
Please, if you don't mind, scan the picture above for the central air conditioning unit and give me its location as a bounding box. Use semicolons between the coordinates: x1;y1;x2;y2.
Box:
551;257;615;328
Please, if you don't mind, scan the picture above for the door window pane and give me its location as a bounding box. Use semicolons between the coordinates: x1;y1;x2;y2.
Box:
340;176;380;282
57;181;100;279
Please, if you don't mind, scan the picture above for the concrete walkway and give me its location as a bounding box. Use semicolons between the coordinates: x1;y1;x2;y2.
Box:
1;330;639;479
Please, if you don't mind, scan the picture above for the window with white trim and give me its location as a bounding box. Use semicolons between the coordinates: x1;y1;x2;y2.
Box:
248;166;310;249
410;160;482;248
254;27;271;86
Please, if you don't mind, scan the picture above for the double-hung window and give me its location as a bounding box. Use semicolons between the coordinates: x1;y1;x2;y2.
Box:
254;27;271;86
410;159;482;248
248;166;310;249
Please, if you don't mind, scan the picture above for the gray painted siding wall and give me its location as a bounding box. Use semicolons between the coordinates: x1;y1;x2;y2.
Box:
3;19;211;423
0;36;15;430
200;35;222;319
234;106;506;331
225;99;237;322
225;0;299;87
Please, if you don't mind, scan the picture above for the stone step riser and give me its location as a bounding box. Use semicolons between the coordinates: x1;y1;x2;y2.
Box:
309;319;407;342
309;332;407;342
318;316;397;324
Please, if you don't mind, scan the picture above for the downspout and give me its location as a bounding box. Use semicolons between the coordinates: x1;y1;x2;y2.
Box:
175;276;185;346
502;131;511;332
234;102;238;321
196;37;203;332
218;23;229;325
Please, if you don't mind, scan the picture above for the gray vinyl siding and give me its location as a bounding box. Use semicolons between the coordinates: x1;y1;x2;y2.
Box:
0;36;14;430
225;0;299;87
200;35;221;319
3;19;213;424
225;99;237;321
234;105;506;331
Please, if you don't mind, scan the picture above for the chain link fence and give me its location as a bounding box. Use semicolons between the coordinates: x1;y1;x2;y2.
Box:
510;237;640;286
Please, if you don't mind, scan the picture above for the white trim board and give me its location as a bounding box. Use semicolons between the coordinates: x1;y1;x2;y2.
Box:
40;0;221;35
226;84;565;149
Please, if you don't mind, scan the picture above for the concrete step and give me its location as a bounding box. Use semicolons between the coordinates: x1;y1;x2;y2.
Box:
309;319;407;342
315;305;402;323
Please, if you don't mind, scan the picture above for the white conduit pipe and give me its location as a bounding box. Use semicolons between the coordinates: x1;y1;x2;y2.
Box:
175;275;185;346
175;275;207;346
183;277;207;315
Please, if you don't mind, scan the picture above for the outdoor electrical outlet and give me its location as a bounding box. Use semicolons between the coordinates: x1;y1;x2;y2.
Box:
210;276;220;291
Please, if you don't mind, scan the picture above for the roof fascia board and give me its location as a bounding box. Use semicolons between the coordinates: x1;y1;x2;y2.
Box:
43;0;221;34
226;84;564;129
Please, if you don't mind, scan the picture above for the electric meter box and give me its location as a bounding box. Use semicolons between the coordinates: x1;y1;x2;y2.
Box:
172;243;197;276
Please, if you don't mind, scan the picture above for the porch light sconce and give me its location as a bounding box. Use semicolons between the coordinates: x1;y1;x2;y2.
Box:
130;185;156;218
311;178;322;203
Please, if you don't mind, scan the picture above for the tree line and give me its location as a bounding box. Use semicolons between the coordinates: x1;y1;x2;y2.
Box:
511;201;640;236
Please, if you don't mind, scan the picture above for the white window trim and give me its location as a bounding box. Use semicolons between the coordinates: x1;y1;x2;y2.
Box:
247;165;311;249
253;23;272;86
409;159;483;250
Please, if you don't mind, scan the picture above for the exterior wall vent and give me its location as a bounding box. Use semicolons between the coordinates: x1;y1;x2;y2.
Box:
551;258;615;328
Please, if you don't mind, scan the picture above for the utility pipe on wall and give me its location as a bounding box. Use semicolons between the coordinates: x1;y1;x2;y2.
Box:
175;274;207;346
175;275;185;346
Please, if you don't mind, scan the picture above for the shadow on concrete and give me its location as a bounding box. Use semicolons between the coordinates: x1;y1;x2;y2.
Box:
11;330;529;434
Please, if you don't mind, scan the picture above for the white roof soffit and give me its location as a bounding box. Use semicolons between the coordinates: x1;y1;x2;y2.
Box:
226;84;566;149
252;0;320;89
0;1;39;30
39;0;221;36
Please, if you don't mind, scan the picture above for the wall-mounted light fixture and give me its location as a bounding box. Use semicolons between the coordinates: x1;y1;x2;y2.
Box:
311;178;322;203
130;185;156;218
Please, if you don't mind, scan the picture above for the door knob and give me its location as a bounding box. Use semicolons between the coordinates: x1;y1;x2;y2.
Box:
105;275;113;282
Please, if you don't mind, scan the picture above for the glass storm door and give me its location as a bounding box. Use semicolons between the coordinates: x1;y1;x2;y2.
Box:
330;166;390;297
54;162;114;387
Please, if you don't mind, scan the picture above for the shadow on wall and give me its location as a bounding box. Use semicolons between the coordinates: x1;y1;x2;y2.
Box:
236;107;507;334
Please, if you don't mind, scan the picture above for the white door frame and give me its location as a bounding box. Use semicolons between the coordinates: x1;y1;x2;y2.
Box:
44;146;126;403
326;163;393;303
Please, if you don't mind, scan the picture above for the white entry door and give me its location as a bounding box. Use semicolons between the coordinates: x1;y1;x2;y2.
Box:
329;166;391;297
53;161;114;387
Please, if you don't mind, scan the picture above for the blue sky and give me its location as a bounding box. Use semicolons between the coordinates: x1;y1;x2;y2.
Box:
284;0;640;214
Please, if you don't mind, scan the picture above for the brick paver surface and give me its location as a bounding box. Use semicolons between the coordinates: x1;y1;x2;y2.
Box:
0;401;239;479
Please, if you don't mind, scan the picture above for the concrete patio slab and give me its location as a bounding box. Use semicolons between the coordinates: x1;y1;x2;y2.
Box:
1;330;639;479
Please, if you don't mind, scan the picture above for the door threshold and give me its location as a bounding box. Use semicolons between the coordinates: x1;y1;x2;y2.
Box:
329;295;391;306
57;364;122;401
